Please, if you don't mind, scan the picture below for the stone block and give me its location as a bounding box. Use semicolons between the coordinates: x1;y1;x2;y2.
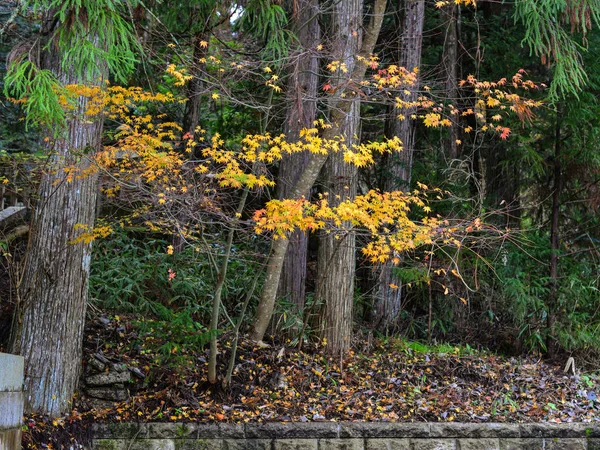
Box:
457;438;500;450
431;424;516;438
542;438;586;450
0;392;24;429
410;439;456;450
86;371;131;386
86;387;129;401
0;428;22;450
218;423;245;439
245;422;339;439
144;423;199;439
358;423;430;438
365;438;411;449
171;439;223;449
0;353;24;392
273;439;318;450
589;438;600;450
131;439;176;450
519;423;588;438
89;398;117;411
93;439;127;450
499;438;543;450
195;424;220;439
583;425;600;438
338;423;364;438
223;439;271;450
319;438;364;450
93;423;143;439
87;357;106;372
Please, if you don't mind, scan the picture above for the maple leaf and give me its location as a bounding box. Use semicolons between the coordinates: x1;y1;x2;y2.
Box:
500;127;511;140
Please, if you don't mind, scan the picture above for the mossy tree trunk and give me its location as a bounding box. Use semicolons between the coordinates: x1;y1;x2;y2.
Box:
10;10;105;417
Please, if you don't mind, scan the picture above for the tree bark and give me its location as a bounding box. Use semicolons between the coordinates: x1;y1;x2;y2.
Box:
249;0;388;343
208;189;249;384
548;106;562;355
183;31;207;138
443;4;459;160
317;0;364;355
275;0;321;327
10;11;105;416
391;0;424;189
373;0;424;332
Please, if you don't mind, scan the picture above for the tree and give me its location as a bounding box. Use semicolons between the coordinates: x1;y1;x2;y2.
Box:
316;0;364;355
249;0;388;344
373;0;424;332
5;0;136;416
276;0;321;329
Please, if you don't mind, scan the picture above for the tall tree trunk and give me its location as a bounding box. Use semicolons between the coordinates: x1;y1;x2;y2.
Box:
249;0;387;343
548;106;561;355
10;12;105;417
317;0;363;355
183;31;207;138
275;0;321;329
391;0;424;189
443;4;459;160
172;29;208;253
373;0;424;332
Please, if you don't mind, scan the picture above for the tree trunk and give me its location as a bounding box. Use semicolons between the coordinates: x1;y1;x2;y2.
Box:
10;12;105;417
275;0;321;328
183;31;207;138
391;0;424;189
373;0;424;332
548;106;562;355
317;0;364;356
208;189;249;384
249;0;388;343
443;4;459;160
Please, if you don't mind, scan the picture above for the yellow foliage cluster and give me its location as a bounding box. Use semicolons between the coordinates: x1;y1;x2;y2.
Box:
373;65;418;90
71;223;113;245
56;62;537;253
165;64;193;86
254;189;442;263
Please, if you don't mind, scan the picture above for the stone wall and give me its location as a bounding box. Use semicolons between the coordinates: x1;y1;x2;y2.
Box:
0;353;24;450
93;422;600;449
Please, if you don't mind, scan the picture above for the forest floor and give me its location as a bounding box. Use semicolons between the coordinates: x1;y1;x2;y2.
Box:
21;314;600;448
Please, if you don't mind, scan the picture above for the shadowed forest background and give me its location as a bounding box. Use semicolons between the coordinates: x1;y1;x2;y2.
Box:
2;0;600;429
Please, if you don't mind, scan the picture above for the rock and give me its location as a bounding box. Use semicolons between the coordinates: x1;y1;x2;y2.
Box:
88;398;116;411
128;366;146;379
86;387;129;401
93;352;111;364
86;370;130;386
112;363;127;373
87;357;106;372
